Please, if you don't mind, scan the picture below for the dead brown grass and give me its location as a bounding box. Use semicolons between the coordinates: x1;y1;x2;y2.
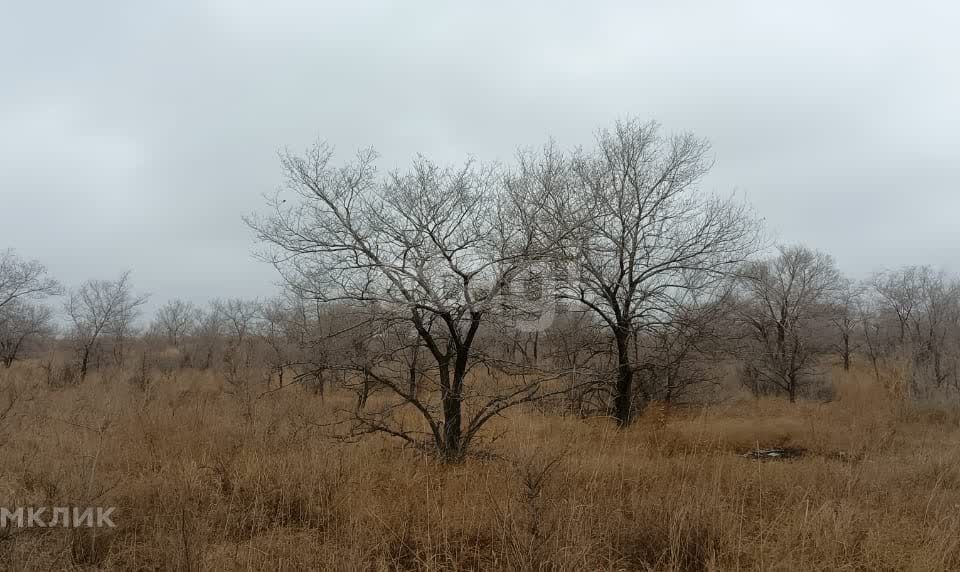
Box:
1;362;959;571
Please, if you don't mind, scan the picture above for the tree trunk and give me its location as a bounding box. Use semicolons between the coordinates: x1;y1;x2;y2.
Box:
442;390;462;461
80;346;91;381
358;367;370;409
862;319;882;385
2;337;24;368
313;369;325;398
842;332;850;371
531;332;539;365
438;361;463;461
408;342;419;398
934;348;944;387
612;330;634;426
776;321;787;368
203;346;214;370
114;335;126;368
664;370;673;404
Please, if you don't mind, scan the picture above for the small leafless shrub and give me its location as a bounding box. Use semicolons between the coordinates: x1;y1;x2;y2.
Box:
127;352;153;392
41;359;78;389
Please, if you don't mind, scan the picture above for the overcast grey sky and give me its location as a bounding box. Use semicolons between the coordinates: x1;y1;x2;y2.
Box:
2;0;958;314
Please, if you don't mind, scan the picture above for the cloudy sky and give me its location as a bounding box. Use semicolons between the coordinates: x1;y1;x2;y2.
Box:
2;0;958;314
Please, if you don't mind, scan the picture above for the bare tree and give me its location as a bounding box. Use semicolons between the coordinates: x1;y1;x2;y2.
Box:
280;296;336;396
549;119;758;425
736;245;840;402
540;308;614;416
911;270;959;390
0;249;61;310
191;303;226;370
260;296;297;387
634;282;735;404
211;299;263;398
902;268;958;392
872;267;923;345
858;295;887;386
0;251;59;367
248;142;565;461
213;298;261;347
829;277;864;371
867;266;960;393
0;300;54;367
151;299;197;347
65;271;149;380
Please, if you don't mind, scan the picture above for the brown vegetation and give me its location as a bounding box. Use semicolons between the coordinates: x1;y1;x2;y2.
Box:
1;360;959;570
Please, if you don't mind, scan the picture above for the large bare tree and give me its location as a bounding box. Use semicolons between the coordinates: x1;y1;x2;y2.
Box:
829;277;864;372
65;271;149;380
0;250;60;310
0;251;60;369
0;300;54;368
736;245;840;402
871;266;960;393
213;298;262;347
549;119;758;425
151;299;198;348
633;281;736;405
190;303;226;370
871;267;923;345
248;143;565;460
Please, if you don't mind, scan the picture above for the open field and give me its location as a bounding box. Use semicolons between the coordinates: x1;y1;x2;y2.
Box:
1;363;959;571
5;1;960;570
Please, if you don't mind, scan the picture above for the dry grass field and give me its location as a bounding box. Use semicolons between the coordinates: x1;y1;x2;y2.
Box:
1;362;959;571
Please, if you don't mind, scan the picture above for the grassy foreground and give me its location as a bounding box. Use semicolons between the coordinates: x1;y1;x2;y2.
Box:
1;363;959;571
